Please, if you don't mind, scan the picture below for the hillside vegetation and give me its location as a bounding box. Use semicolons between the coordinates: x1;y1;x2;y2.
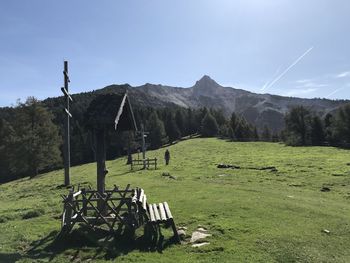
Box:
1;138;350;262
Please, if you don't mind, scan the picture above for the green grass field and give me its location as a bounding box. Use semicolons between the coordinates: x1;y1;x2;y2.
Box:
1;138;350;262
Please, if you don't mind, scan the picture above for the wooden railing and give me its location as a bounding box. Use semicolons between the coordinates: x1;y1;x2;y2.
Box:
130;158;157;170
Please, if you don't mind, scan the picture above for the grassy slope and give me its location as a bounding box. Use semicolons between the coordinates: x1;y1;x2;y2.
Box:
1;138;350;262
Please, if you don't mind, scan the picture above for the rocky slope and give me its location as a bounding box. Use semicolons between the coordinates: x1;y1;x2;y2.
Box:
101;75;347;131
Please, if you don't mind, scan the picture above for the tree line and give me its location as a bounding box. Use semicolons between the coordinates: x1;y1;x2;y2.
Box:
0;97;62;182
0;95;268;183
2;93;349;183
283;104;350;147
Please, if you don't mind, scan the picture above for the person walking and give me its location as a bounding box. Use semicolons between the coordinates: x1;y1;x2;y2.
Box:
165;149;170;165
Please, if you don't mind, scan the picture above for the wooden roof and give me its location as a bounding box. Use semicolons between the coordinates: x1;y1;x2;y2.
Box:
86;92;137;132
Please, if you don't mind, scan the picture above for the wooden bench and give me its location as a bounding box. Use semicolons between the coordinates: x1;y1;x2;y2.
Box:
61;185;179;244
132;188;180;243
61;184;139;234
130;158;157;170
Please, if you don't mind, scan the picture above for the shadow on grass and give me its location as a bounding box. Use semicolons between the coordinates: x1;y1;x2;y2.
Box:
1;225;178;262
112;169;136;177
0;253;22;263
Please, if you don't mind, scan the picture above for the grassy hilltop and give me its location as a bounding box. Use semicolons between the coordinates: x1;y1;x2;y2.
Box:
1;138;350;262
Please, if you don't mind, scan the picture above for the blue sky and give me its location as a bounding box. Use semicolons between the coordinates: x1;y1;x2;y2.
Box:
1;0;350;106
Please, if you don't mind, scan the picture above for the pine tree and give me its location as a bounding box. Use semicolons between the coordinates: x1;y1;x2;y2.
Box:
186;108;196;135
284;106;312;145
0;119;15;182
175;110;186;136
147;111;167;149
230;112;238;131
11;97;62;178
261;125;271;141
324;113;335;144
271;132;280;142
212;109;226;127
253;127;259;141
201;112;219;137
198;108;208;131
310;115;325;145
234;121;245;141
218;123;230;138
228;126;235;141
229;112;254;141
229;112;238;140
334;104;350;143
165;112;181;142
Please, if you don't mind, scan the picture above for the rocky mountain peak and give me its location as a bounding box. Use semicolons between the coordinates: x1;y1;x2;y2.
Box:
194;75;220;88
192;75;223;97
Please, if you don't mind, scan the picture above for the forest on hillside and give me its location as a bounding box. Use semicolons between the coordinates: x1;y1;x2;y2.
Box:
1;92;350;184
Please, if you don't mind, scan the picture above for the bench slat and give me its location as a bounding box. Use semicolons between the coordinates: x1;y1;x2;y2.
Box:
142;194;147;211
163;202;173;219
73;190;82;198
158;203;167;221
152;204;161;221
139;189;144;203
148;204;156;222
132;189;138;203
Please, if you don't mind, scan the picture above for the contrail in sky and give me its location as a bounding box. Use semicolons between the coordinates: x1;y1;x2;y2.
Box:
261;66;281;91
325;87;343;98
261;46;314;91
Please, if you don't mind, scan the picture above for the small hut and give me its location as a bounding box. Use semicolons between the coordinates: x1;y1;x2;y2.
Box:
85;92;137;199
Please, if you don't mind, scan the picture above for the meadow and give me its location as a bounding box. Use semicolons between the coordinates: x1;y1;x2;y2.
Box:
1;138;350;262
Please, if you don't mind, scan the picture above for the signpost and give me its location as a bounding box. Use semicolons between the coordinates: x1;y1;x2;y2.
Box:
61;61;72;186
138;124;149;169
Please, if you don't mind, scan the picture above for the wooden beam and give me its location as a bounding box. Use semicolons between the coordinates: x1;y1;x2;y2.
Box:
148;204;155;222
95;128;106;211
163;202;173;219
158;203;167;221
63;61;70;186
73;190;82;198
142;194;147;211
138;189;144;203
152;203;161;221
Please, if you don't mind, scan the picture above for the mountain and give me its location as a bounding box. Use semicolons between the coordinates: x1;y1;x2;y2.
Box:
98;75;348;131
2;75;347;132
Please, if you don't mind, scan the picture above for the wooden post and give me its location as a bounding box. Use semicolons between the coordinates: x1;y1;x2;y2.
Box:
65;190;74;227
82;188;87;216
141;124;146;169
96;128;107;210
63;61;71;186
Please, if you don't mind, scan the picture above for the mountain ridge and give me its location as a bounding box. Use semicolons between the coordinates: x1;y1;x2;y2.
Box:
105;75;347;131
2;75;348;132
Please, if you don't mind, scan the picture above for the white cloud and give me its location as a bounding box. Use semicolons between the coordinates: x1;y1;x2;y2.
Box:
296;82;328;88
335;71;350;78
293;78;328;89
285;88;318;96
295;78;313;84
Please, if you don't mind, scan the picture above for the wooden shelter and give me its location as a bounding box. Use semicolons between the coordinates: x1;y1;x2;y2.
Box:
85;92;137;198
60;92;180;245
